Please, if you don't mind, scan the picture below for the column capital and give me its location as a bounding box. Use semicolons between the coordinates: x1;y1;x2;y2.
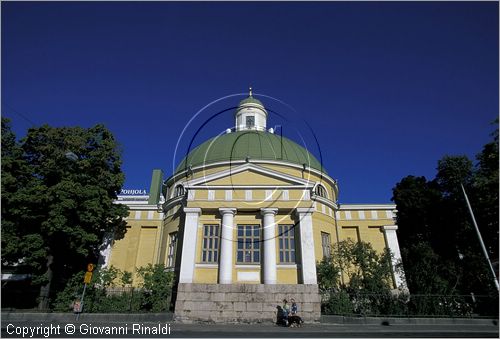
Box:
295;207;314;216
183;207;201;215
382;225;398;231
260;208;278;216
219;207;237;215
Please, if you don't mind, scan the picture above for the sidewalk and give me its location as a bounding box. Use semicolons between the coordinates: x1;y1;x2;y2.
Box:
2;312;498;338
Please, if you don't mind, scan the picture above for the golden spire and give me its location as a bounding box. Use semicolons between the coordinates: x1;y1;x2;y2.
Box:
249;86;253;97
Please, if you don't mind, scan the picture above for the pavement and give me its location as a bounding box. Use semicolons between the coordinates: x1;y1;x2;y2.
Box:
2;321;499;338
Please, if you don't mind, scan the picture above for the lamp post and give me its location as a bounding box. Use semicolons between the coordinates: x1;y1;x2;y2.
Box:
461;184;499;291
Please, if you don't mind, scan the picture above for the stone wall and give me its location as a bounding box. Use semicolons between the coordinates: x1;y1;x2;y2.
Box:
174;283;321;324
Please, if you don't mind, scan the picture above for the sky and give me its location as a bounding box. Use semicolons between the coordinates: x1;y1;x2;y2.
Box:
2;1;498;204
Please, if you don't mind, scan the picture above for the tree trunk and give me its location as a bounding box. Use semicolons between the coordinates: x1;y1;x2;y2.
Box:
38;255;53;310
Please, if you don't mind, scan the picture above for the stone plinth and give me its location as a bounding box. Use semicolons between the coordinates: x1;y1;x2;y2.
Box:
174;283;321;324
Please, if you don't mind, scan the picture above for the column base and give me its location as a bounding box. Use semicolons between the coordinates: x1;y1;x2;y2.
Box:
174;283;321;324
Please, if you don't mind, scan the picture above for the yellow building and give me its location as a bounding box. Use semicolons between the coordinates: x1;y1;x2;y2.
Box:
104;91;405;323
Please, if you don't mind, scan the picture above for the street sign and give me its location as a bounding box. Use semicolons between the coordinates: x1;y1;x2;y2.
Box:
87;263;94;272
84;272;93;284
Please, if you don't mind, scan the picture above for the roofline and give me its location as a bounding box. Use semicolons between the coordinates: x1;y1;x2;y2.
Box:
339;204;396;210
166;158;336;189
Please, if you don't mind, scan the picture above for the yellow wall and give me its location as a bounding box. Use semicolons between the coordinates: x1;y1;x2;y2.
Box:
110;162;396;287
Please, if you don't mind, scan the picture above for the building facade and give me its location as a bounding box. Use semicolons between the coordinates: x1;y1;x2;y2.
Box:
104;92;405;323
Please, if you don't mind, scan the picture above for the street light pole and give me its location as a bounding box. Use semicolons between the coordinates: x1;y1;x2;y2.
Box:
461;184;499;291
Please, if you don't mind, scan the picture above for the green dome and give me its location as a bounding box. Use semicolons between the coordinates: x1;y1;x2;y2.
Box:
176;130;326;174
238;96;264;106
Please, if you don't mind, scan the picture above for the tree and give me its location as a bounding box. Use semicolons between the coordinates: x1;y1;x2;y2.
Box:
317;240;397;316
1;120;128;309
137;264;175;312
392;121;499;296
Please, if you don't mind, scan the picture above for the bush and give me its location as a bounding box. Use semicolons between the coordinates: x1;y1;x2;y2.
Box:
52;265;174;313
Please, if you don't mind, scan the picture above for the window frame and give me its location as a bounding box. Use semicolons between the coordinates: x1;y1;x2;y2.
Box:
321;232;331;259
278;225;296;263
245;115;255;128
236;224;261;264
201;224;220;263
166;232;178;267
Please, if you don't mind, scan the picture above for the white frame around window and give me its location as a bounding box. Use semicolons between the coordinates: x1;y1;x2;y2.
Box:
201;224;220;263
278;225;296;263
167;232;178;267
237;225;261;264
321;232;331;259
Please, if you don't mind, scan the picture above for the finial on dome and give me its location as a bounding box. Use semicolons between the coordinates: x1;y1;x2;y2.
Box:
249;86;253;97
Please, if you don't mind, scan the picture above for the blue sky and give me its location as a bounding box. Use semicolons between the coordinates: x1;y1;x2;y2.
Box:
2;2;498;203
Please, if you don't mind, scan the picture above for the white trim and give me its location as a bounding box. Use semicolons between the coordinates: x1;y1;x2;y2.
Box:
302;190;310;200
340;204;397;210
134;211;141;219
282;189;289;201
167;159;338;188
261;208;278;284
382;225;407;291
277;264;298;269
178;207;201;283
358;211;365;219
312;195;338;210
161;195;183;212
265;189;272;201
225;190;232;201
235;264;261;269
237;271;260;282
219;208;236;284
116;203;160;211
147;211;154;220
185;184;314;189
195;263;219;268
345;211;352;220
371;211;378;219
184;163;312;187
295;208;317;284
208;190;215;201
245;189;253;201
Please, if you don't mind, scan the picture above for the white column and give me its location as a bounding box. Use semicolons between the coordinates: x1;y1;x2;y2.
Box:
261;208;278;284
179;207;201;283
219;208;236;284
382;225;408;291
295;207;317;284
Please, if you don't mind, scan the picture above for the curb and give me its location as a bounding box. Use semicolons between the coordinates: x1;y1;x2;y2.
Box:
320;314;499;326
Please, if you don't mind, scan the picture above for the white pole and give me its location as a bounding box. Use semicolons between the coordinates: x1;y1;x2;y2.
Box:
461;184;499;291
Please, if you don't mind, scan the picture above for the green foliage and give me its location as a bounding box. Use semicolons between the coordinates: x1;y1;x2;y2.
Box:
317;240;394;294
392;121;499;296
317;240;399;315
52;265;174;313
1;119;129;306
121;271;133;287
137;264;175;312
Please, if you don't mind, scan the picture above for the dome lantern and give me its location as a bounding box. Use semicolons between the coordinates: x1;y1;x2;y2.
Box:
234;87;268;132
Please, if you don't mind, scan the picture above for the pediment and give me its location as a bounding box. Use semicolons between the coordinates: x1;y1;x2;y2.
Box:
184;163;312;188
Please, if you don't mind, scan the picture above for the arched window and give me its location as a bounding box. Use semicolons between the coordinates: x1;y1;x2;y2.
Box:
316;185;328;199
174;185;185;198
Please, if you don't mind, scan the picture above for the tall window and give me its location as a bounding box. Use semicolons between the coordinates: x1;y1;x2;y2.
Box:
316;185;328;198
321;232;331;259
237;225;260;264
278;225;295;263
174;185;184;197
167;232;177;267
202;224;219;263
246;116;255;128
